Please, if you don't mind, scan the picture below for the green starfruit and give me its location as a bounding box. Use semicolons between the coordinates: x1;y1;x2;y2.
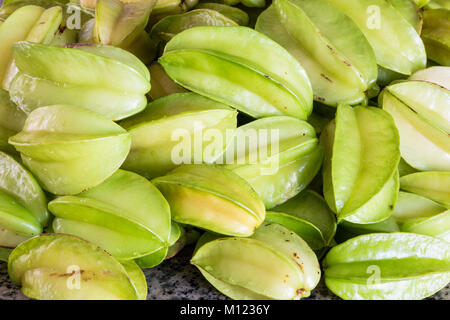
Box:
221;116;322;209
0;5;63;90
191;223;320;300
9;105;131;195
0;151;48;261
8;234;146;299
334;217;399;243
266;190;336;250
413;0;430;7
9;41;150;120
320;105;400;224
93;0;156;48
195;3;249;25
326;0;426;75
152;165;265;236
425;0;450;9
323;233;450;300
121;93;237;179
381;77;450;171
148;62;187;100
422;9;450;66
48;169;171;260
0;89;26;155
160;26;313;119
256;0;377;106
393;191;449;241
150;9;238;45
400;171;450;207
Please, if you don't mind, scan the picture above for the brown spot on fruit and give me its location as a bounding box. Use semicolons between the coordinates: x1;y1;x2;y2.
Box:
320;73;333;83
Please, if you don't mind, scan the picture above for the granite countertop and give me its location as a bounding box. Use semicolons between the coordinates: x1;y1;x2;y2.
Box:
0;245;449;300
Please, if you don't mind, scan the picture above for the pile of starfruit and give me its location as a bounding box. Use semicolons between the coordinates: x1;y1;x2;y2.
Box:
0;0;449;301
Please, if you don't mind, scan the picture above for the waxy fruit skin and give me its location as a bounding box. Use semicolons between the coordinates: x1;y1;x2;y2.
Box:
323;233;450;300
9;105;131;195
121;92;237;179
191;223;320;300
160;26;313;119
382;71;450;171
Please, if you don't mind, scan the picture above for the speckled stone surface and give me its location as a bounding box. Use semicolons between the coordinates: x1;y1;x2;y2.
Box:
0;245;448;300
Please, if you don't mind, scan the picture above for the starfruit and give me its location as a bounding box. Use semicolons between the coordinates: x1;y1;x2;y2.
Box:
381;72;450;171
256;0;377;106
413;0;430;7
400;171;450;207
120;93;237;179
150;0;198;21
0;151;48;261
0;89;25;155
165;223;186;260
326;0;426;76
48;169;171;260
389;0;423;34
323;233;450;300
152;165;265;236
212;0;265;8
393;191;449;241
266;190;336;251
221;116;322;209
148;62;187;100
8;234;147;300
191;222;320;300
320;105;400;224
9;105;131;195
136;222;182;268
150;9;238;46
159;26;313;119
195;3;249;25
0;5;63;90
9;41;150;120
92;0;155;47
421;9;450;66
